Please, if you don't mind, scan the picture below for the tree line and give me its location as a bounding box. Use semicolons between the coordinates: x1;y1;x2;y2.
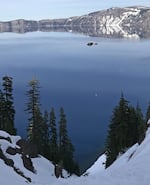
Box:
0;76;79;176
1;76;150;173
105;93;149;168
0;76;16;135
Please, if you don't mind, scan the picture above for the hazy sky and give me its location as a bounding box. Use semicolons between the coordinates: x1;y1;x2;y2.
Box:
1;0;150;21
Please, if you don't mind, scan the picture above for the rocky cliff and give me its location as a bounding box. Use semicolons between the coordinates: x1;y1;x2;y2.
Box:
1;6;150;38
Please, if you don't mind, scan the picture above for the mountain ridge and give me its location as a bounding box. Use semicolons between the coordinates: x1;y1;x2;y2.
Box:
0;6;150;38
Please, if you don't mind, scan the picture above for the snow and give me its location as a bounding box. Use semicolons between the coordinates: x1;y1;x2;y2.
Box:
0;130;11;138
100;7;141;38
84;154;106;175
1;127;150;185
0;159;30;185
147;119;150;125
0;130;69;185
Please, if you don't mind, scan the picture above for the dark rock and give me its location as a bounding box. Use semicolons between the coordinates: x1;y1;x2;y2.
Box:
15;147;22;154
0;147;14;167
22;141;38;158
0;148;5;159
17;139;38;158
4;158;14;167
21;154;35;173
6;147;17;155
16;139;26;148
0;145;32;182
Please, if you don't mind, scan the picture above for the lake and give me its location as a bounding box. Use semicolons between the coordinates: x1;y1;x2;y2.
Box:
0;31;150;171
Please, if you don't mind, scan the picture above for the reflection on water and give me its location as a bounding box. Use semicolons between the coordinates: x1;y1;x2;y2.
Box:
0;32;150;171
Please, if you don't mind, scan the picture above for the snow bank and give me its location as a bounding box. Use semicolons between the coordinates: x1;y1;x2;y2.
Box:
1;127;150;185
84;154;106;175
0;130;68;185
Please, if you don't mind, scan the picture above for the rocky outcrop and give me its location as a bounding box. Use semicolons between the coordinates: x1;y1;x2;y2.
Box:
0;135;37;182
0;6;150;38
6;146;19;155
0;143;32;182
16;139;38;158
21;154;35;173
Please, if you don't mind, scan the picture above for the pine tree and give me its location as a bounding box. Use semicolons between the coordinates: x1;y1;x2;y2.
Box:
58;107;75;175
105;105;124;168
146;101;150;123
135;104;146;144
105;95;146;168
0;90;5;130
1;76;16;135
26;79;40;140
49;108;58;163
126;106;139;147
105;94;129;167
26;79;43;151
72;162;80;176
25;79;79;174
42;110;50;157
32;106;44;154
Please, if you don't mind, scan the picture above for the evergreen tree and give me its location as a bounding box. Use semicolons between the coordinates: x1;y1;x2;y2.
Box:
25;80;79;174
1;76;16;135
42;110;50;157
72;162;80;176
32;106;44;154
105;94;145;168
0;90;5;130
126;106;139;147
26;79;40;140
135;104;146;144
58;107;75;175
146;101;150;123
26;79;43;150
49;108;58;163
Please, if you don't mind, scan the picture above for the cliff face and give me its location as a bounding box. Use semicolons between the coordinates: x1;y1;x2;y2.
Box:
1;6;150;38
0;19;38;33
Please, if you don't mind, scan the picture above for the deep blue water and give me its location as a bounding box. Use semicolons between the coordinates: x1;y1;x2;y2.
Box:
0;32;150;171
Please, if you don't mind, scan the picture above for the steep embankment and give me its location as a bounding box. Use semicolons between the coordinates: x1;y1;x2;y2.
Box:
81;126;150;185
1;125;150;185
0;130;67;185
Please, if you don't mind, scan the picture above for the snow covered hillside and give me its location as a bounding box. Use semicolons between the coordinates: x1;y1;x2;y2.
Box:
82;127;150;185
1;127;150;185
0;130;68;185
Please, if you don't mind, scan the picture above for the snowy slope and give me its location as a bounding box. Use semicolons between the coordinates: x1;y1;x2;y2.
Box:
0;130;67;185
1;127;150;185
84;154;106;175
57;127;150;185
81;127;150;185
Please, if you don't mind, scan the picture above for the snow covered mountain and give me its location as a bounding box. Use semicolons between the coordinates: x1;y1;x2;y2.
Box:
0;6;150;38
40;6;150;39
1;125;150;185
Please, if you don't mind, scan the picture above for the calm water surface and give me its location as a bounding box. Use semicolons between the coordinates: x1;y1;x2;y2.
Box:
0;32;150;171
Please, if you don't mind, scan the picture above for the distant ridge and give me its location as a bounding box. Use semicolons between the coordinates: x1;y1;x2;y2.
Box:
1;6;150;38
